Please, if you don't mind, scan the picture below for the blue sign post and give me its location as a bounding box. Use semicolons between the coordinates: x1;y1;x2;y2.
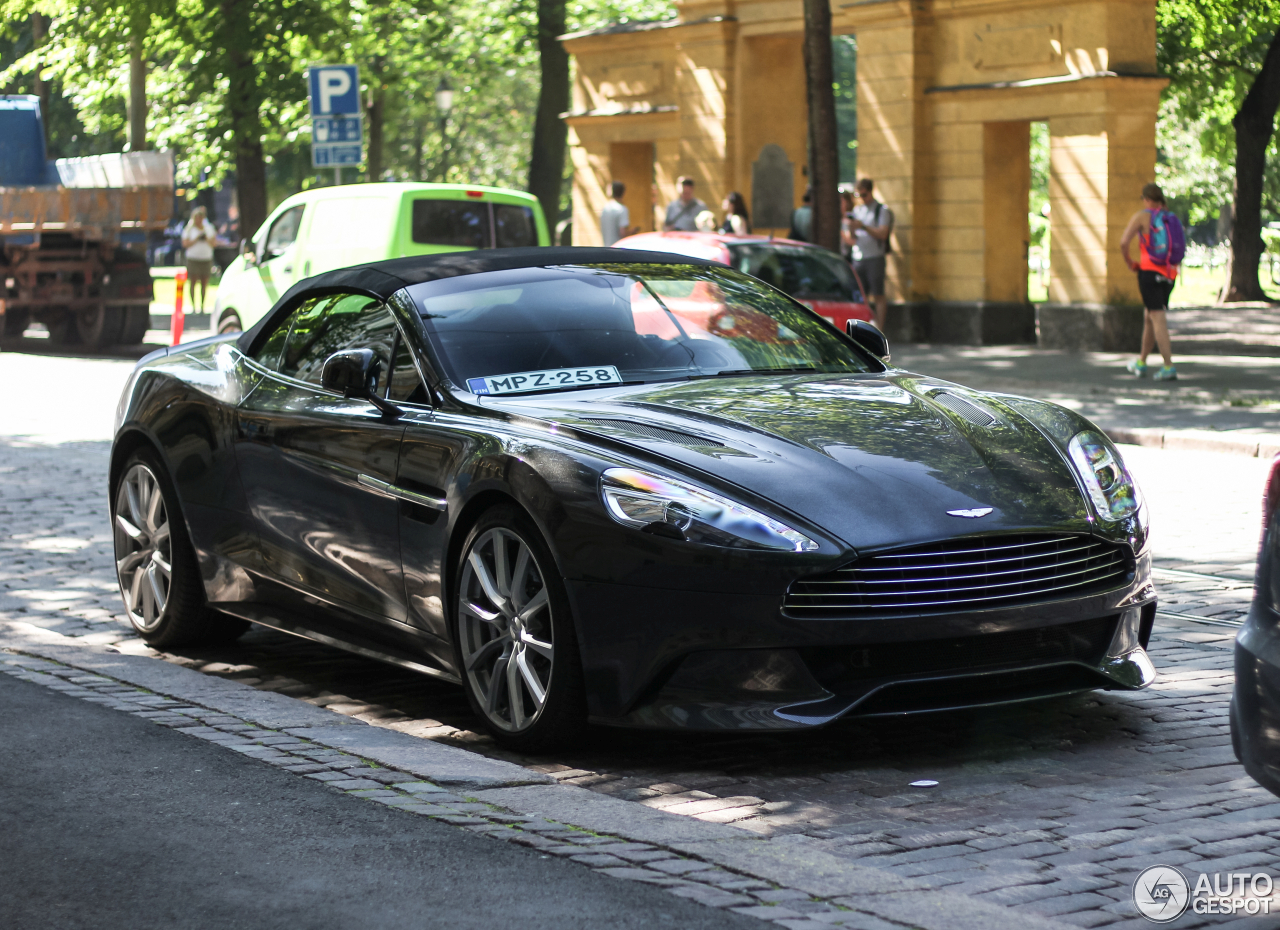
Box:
307;65;362;181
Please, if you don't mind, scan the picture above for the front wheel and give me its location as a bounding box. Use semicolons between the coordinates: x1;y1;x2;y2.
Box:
217;311;242;334
453;505;587;751
113;449;248;647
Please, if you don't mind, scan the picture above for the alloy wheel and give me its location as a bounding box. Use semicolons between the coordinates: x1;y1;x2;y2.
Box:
113;462;173;633
457;527;555;732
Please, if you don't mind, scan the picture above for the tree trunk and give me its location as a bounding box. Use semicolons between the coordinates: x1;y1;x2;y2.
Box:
1226;29;1280;303
30;13;49;148
366;57;384;182
220;0;267;241
802;0;840;254
128;27;147;151
527;0;570;230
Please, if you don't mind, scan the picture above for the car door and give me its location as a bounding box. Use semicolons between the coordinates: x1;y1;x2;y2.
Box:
234;291;408;631
393;366;470;661
257;204;306;306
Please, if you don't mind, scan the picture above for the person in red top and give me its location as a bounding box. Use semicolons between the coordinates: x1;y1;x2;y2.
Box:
1119;183;1178;381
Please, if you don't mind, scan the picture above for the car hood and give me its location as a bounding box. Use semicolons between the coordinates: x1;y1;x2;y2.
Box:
492;371;1092;554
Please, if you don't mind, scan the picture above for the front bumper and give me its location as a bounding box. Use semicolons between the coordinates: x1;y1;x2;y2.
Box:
570;557;1157;730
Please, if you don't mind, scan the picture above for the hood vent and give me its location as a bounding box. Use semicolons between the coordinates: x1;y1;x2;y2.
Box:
579;418;726;449
931;392;998;428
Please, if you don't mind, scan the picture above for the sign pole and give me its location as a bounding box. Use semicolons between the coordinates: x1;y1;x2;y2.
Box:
335;167;341;186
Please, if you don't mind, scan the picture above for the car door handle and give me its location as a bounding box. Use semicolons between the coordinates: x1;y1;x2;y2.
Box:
358;474;447;511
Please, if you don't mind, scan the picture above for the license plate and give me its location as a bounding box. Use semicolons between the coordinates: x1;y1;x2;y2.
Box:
467;365;623;396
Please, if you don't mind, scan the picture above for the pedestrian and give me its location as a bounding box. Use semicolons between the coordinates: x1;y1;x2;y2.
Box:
789;187;813;242
846;178;893;330
181;206;217;313
664;177;707;231
1120;183;1184;381
695;209;718;233
600;181;637;246
720;192;751;235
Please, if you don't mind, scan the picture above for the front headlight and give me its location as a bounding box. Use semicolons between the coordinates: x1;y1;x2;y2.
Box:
1067;430;1140;522
600;467;819;552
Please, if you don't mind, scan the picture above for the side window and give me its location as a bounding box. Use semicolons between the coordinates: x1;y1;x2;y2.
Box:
494;204;537;248
386;335;428;404
263;205;304;261
411;200;490;248
279;293;397;390
252;300;310;371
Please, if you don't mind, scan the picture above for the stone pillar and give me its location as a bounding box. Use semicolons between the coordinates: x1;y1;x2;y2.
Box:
1037;81;1160;350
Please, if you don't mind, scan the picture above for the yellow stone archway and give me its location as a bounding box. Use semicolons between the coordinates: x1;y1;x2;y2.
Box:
563;0;1166;348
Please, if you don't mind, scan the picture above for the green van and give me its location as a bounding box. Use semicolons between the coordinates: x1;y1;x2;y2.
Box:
213;182;549;333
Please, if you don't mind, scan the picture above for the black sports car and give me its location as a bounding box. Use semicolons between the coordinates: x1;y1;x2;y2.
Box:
1232;455;1280;795
111;247;1156;750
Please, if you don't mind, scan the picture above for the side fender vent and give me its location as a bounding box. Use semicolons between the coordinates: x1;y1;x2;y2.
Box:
931;392;998;428
579;418;726;449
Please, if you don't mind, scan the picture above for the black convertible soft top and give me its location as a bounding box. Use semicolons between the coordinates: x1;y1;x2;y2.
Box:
237;246;721;354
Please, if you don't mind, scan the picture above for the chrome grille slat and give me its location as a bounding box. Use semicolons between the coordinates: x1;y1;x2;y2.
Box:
789;570;1123;606
784;534;1133;618
873;537;1075;560
830;548;1115;581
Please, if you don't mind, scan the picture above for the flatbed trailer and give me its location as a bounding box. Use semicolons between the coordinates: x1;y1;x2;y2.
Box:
0;96;173;347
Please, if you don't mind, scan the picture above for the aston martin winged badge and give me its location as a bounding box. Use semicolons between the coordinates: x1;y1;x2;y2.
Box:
947;507;994;518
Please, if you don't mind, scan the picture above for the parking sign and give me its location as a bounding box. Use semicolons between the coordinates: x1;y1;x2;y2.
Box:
308;65;360;117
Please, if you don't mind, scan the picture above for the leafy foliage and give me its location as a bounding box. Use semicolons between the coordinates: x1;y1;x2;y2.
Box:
1156;0;1280;226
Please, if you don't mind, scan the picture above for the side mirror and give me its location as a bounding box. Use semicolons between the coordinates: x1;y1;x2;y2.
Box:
847;319;890;361
321;349;402;419
239;239;257;266
321;348;377;397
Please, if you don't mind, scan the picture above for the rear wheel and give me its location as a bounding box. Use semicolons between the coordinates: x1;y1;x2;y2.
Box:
2;307;30;338
43;308;76;345
217;311;242;334
453;505;587;751
74;304;125;348
112;448;248;647
118;305;151;345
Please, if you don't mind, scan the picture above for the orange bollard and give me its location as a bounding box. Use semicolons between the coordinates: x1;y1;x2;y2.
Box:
171;269;187;346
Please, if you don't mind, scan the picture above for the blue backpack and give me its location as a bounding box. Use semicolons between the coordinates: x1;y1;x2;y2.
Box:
1147;209;1186;267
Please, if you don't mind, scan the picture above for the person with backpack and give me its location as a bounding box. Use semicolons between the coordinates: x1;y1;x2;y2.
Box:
847;178;894;330
1120;183;1185;381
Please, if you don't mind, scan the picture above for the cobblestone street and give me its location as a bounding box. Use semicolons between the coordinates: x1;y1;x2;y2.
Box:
3;347;1278;927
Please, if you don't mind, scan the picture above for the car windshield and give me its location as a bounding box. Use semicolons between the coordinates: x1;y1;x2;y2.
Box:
727;244;860;302
408;263;876;396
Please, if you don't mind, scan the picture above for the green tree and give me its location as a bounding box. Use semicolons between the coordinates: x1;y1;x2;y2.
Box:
1159;0;1280;301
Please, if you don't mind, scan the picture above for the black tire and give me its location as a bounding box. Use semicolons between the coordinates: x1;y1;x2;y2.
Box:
43;308;77;345
452;504;587;751
111;447;249;647
218;311;242;334
2;307;30;338
119;305;151;345
74;304;126;348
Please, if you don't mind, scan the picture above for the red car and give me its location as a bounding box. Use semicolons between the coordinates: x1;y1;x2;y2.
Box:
614;231;873;331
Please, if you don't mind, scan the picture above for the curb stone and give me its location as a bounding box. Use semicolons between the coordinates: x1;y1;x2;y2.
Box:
1107;425;1280;459
0;628;1083;930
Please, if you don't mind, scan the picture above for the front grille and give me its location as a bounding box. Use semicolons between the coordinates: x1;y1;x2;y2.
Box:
785;534;1133;617
800;615;1117;689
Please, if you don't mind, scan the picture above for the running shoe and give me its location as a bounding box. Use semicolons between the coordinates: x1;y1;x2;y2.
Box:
1126;359;1148;377
1153;365;1178;382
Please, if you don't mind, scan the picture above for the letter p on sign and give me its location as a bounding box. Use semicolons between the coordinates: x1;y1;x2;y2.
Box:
308;65;359;117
